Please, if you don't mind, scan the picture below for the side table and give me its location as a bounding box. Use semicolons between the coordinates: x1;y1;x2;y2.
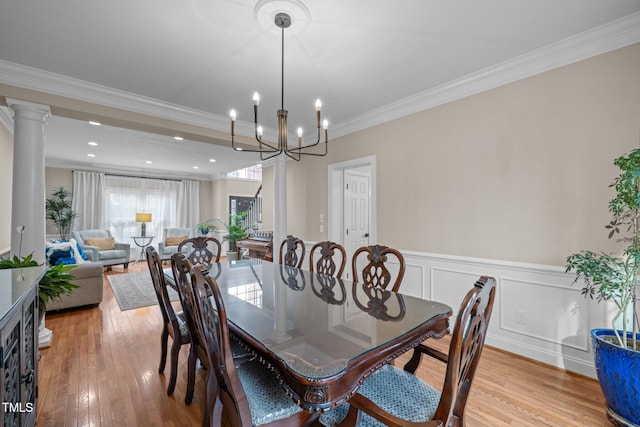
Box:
131;236;155;262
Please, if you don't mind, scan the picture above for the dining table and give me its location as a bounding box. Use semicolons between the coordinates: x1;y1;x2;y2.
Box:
164;258;452;413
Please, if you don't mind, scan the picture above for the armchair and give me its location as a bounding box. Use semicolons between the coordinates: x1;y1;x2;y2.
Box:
72;229;130;269
158;228;194;260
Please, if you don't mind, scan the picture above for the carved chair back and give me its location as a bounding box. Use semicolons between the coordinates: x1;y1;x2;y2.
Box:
177;236;221;265
146;246;190;397
279;235;306;268
170;253;209;404
345;276;496;427
433;276;496;424
309;241;346;278
188;265;251;426
146;246;176;328
351;244;406;292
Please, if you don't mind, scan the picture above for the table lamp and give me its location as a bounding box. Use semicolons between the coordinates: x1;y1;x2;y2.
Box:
135;213;152;237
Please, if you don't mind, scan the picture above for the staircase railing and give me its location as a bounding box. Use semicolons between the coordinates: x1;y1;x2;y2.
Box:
242;185;262;232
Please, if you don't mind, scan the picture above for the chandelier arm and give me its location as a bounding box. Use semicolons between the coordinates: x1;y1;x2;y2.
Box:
260;147;285;161
285;141;327;157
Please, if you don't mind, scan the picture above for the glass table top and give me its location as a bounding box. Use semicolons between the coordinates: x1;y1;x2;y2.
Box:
165;258;452;380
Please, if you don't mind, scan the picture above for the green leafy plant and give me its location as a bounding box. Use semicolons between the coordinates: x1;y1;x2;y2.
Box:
565;149;640;349
0;254;77;312
45;186;78;240
215;212;250;252
196;221;216;236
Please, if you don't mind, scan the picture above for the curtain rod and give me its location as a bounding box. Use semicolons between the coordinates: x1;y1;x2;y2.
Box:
73;170;183;182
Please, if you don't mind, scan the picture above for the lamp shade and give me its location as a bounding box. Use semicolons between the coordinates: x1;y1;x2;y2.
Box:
135;213;152;222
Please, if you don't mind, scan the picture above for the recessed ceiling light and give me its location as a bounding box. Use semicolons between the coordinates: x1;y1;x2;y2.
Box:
89;121;101;126
87;153;96;157
193;166;199;169
174;136;184;141
145;160;152;164
209;158;216;163
88;141;98;146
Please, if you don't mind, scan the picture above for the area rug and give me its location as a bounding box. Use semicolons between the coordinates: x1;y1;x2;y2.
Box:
108;271;179;311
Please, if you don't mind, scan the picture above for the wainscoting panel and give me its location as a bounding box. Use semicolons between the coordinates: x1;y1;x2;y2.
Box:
500;277;589;351
400;250;600;378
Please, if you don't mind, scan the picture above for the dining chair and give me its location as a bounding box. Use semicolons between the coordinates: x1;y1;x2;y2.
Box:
188;264;319;427
170;253;210;405
145;247;190;397
351;244;406;292
309;240;347;278
170;253;250;405
279;235;306;268
320;276;497;427
177;236;222;265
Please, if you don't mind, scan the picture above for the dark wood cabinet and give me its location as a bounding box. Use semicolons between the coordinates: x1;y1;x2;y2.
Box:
0;266;45;427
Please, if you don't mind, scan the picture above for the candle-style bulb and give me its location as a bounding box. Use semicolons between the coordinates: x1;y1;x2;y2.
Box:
315;99;322;111
322;119;329;130
230;109;237;121
257;126;263;137
253;92;260;106
297;127;303;138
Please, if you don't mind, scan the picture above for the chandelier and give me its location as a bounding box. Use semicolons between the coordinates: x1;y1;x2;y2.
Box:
230;12;328;161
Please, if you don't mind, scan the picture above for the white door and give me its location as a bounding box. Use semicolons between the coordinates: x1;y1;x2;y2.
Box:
344;170;370;279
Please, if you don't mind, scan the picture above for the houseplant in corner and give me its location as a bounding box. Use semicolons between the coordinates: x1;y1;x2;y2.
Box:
215;212;250;260
45;186;78;240
565;148;640;426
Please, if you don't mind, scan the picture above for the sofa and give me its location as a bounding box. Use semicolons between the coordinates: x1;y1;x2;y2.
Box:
72;229;131;269
46;261;104;311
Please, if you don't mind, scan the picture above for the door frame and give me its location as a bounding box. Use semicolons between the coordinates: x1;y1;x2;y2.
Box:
328;155;377;247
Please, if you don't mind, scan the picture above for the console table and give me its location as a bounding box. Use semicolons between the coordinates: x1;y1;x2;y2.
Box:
0;265;46;427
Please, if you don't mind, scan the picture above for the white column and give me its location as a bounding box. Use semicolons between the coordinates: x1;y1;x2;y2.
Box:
7;99;50;264
272;155;290;342
273;155;287;258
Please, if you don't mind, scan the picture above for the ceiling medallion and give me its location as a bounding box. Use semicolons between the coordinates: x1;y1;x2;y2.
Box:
254;0;311;35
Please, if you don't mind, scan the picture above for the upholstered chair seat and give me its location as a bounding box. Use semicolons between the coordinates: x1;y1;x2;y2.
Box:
236;359;304;426
319;364;441;426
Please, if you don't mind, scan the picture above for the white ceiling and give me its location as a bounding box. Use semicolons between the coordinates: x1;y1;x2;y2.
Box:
1;0;639;180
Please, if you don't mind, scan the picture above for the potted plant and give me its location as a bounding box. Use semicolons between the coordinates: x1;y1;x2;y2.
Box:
565;148;640;426
196;220;216;236
215;212;250;260
45;186;78;241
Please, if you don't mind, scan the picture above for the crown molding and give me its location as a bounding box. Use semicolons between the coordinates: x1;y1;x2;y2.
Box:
331;11;640;138
1;12;638;140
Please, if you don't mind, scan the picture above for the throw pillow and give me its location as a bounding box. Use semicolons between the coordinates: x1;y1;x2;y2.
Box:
166;235;188;246
85;237;116;251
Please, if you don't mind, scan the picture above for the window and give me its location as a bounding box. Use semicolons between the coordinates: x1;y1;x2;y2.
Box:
104;175;180;243
227;164;262;180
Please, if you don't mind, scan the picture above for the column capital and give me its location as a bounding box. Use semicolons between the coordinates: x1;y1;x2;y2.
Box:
6;98;50;123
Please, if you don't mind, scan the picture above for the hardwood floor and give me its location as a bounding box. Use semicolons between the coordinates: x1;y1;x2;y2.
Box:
37;262;609;426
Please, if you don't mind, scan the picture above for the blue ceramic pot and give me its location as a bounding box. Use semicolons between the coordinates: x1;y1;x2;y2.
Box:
591;328;640;426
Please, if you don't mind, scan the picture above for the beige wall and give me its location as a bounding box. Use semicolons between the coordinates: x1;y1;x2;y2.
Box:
0;122;12;252
282;43;640;266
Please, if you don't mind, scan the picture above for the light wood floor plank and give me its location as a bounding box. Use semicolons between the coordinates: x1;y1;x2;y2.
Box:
37;262;608;426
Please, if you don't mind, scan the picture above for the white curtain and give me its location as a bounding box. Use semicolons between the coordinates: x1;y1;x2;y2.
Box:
177;180;200;229
103;175;182;244
72;171;105;231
